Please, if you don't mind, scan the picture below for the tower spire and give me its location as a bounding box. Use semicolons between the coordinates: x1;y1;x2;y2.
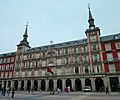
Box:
88;4;95;29
23;22;28;41
18;22;30;48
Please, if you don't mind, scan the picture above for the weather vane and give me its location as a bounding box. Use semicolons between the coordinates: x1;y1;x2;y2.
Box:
88;3;90;9
26;21;28;27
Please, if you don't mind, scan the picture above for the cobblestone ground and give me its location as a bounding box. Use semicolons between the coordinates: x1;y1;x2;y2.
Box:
0;91;120;100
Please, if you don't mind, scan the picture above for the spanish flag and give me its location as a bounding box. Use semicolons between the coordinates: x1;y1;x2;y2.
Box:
47;68;53;75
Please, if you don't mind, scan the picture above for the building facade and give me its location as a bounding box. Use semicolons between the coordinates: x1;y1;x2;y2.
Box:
0;8;120;92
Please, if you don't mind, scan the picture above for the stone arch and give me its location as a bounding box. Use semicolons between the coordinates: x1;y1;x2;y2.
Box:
57;79;62;91
75;78;82;91
95;78;104;92
21;80;24;91
49;79;54;91
41;80;46;91
27;80;31;90
34;80;38;91
66;79;72;91
14;80;18;90
85;78;92;87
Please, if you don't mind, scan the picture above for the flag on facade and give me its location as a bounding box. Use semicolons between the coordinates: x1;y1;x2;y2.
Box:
47;67;53;75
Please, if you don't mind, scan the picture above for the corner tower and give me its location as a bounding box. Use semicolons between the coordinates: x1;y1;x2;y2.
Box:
17;23;31;53
85;6;104;74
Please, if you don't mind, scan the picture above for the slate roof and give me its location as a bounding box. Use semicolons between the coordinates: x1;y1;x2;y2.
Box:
0;52;16;58
0;33;120;56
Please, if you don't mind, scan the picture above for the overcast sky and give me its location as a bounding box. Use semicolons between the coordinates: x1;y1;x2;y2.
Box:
0;0;120;54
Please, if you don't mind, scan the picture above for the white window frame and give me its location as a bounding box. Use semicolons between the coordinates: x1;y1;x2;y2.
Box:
105;43;111;51
107;53;113;61
109;64;116;73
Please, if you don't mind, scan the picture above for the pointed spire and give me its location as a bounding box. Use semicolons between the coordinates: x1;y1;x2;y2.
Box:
19;22;30;48
88;4;95;28
23;22;28;41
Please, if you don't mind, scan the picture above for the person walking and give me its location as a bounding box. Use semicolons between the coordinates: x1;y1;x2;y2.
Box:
11;87;15;98
105;87;109;94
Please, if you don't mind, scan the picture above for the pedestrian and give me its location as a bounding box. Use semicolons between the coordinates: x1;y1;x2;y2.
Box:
28;87;30;93
11;87;15;98
105;87;109;94
1;87;3;96
6;87;10;96
3;87;6;96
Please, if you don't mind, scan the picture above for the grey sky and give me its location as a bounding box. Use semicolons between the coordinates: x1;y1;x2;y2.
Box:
0;0;120;54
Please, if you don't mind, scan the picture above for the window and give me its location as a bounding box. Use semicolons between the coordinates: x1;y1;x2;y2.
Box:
24;55;27;60
65;57;69;64
115;42;120;49
11;57;14;62
85;68;88;73
90;35;96;42
93;55;98;62
109;64;115;73
94;66;100;73
57;50;60;55
43;52;46;57
7;58;10;63
75;67;79;74
105;43;111;51
82;47;87;52
83;56;88;62
0;59;3;64
42;70;45;76
115;35;118;39
107;53;113;61
57;69;61;75
36;53;39;58
117;52;120;60
35;71;38;76
74;56;78;63
42;61;46;67
65;48;68;54
57;59;61;65
92;45;97;51
3;58;6;63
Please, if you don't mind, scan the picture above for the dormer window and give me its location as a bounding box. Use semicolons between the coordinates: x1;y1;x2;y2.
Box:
115;35;118;39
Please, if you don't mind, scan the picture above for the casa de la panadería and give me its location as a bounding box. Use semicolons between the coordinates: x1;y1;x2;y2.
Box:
0;7;120;92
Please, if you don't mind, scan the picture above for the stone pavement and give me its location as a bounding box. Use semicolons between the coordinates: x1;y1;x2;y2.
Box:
0;91;120;100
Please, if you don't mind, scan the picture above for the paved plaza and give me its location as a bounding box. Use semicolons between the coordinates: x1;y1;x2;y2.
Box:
0;91;120;100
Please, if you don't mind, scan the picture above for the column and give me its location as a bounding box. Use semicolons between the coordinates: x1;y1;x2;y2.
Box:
81;78;85;91
18;80;21;90
71;79;75;91
62;79;65;91
54;79;57;90
31;80;34;90
46;79;49;91
91;78;95;91
38;80;40;91
24;80;27;90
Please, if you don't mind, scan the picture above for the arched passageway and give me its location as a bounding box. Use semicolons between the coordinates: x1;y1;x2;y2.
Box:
14;80;18;90
57;79;62;91
75;78;82;91
85;78;91;87
21;80;24;91
66;79;72;91
95;78;104;92
27;80;31;90
4;81;6;88
41;80;46;91
34;80;38;91
49;79;54;91
8;81;11;88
